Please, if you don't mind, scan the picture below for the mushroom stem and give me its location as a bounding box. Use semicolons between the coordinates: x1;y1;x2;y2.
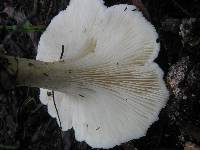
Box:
0;55;71;91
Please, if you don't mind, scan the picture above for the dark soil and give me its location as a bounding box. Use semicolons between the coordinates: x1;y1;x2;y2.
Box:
0;0;200;150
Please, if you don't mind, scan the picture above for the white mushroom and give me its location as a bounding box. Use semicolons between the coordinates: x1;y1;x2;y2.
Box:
36;0;169;148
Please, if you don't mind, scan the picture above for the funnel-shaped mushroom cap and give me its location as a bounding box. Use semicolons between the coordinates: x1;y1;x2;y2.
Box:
37;0;169;148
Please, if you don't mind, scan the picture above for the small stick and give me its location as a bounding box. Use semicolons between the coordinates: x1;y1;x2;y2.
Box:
60;45;65;60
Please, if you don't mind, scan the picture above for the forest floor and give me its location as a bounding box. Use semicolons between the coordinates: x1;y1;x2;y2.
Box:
0;0;200;150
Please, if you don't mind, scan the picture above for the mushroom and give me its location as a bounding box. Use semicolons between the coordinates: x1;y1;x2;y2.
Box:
1;0;169;148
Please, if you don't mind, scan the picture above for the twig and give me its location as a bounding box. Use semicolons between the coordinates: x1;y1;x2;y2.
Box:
171;0;191;17
60;45;64;60
52;91;63;147
52;91;62;129
0;25;45;32
0;144;19;149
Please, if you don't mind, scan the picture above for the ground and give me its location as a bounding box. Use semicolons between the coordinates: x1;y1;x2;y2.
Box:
0;0;200;150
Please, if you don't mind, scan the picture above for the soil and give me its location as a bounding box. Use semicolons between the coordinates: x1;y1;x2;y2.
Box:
0;0;200;150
